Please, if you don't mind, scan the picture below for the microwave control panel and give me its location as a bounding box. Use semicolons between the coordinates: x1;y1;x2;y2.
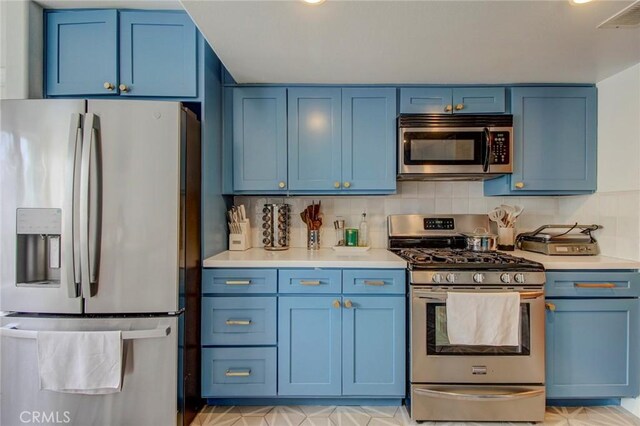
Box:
491;132;510;164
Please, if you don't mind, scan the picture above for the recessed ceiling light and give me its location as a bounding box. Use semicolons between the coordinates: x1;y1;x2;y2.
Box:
570;0;593;4
303;0;326;4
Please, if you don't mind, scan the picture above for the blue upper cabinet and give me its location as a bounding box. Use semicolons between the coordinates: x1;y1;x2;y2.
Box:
46;10;118;96
400;88;452;114
485;86;597;195
278;296;342;396
288;88;342;191
341;88;397;192
342;296;405;396
400;87;505;114
45;10;198;98
119;11;197;97
452;87;506;114
233;88;288;192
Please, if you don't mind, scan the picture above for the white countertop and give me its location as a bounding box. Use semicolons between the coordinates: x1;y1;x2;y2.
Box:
203;248;407;269
509;249;640;270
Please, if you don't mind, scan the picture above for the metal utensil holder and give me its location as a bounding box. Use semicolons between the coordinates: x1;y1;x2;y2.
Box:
262;203;290;251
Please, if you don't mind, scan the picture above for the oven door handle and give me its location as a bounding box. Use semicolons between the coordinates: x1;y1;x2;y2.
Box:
414;291;544;301
414;387;544;401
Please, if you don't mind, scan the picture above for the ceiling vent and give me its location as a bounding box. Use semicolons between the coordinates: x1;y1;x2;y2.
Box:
598;0;640;28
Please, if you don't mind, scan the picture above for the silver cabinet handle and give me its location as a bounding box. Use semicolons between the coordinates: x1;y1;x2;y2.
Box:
225;369;251;377
225;319;252;326
225;280;251;285
414;387;544;401
364;280;385;286
65;113;83;298
300;280;321;286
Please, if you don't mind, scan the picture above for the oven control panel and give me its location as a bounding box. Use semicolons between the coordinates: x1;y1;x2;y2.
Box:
491;132;510;165
424;218;455;230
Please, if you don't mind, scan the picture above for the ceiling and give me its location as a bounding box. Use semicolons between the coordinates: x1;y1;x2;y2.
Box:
35;0;181;9
180;0;640;84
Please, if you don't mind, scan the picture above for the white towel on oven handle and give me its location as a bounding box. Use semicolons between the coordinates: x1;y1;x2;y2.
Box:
446;292;520;346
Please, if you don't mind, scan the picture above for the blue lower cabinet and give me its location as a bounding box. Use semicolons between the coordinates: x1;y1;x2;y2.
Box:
342;296;405;396
546;298;639;398
201;296;277;346
202;347;277;397
278;296;342;396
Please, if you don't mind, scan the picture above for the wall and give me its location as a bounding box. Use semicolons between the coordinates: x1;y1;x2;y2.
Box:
556;63;640;263
235;182;560;249
0;0;42;99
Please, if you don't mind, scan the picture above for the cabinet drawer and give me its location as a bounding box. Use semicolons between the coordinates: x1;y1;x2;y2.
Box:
343;269;406;294
202;297;276;346
279;269;342;293
203;269;277;294
452;87;506;114
202;347;276;397
545;272;640;298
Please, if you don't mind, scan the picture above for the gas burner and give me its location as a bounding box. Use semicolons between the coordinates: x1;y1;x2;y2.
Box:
395;248;544;271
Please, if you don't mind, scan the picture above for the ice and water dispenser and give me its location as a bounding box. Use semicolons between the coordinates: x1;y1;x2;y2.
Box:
16;208;62;286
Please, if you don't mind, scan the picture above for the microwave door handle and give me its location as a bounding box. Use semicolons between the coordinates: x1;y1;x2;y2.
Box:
482;127;491;172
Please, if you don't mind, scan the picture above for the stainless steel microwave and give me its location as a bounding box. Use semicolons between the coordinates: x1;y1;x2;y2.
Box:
398;114;513;180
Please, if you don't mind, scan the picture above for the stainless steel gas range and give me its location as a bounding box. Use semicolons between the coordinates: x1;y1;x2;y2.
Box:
388;214;546;423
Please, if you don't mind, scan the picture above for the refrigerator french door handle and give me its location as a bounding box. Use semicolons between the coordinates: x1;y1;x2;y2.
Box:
64;113;83;298
80;113;102;297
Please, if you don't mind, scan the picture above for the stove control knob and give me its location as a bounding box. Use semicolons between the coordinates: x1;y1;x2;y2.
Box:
446;273;456;283
514;273;525;284
500;273;511;284
432;274;442;284
473;273;485;284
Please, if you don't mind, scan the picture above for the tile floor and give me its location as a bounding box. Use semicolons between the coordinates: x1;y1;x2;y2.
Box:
191;405;640;426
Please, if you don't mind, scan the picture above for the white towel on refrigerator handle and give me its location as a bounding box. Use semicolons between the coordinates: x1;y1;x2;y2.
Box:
37;331;123;394
446;292;521;346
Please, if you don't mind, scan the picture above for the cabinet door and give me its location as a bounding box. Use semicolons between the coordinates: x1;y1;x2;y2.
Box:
546;298;639;398
288;88;342;191
278;297;342;396
399;88;452;114
486;87;596;195
341;88;397;192
342;296;405;396
119;11;197;97
452;87;506;114
45;10;118;96
233;88;288;192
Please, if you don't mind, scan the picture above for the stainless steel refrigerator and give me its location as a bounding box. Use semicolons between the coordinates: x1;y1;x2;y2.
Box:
0;99;202;426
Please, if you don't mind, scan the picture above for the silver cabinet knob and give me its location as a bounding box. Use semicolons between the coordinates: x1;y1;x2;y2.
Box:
278;181;286;189
444;104;453;113
455;103;464;111
334;181;340;188
343;182;351;189
103;82;114;90
119;84;129;93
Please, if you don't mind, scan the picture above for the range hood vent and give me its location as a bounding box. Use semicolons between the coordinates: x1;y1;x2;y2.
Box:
598;0;640;29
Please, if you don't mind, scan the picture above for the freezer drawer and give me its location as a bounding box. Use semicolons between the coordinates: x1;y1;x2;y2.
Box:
1;316;178;426
410;384;545;422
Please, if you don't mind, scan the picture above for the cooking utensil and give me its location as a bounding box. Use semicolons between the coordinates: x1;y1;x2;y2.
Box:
488;208;506;228
462;227;498;252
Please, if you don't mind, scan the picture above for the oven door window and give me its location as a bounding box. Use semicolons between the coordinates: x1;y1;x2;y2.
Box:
403;131;483;165
426;303;531;355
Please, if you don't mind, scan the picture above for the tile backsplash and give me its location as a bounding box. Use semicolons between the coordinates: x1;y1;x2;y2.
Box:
235;184;640;261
